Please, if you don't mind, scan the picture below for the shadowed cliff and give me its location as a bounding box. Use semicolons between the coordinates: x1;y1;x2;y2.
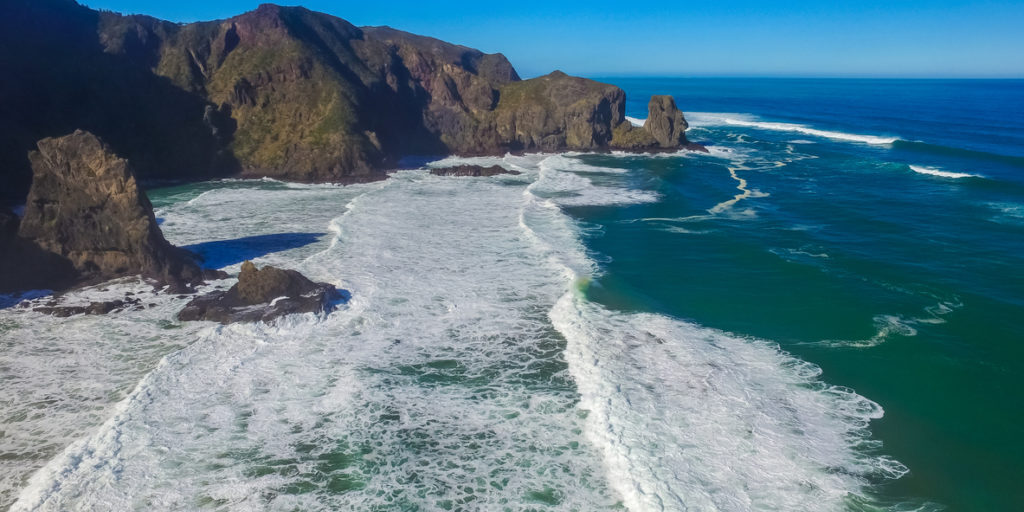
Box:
0;1;698;203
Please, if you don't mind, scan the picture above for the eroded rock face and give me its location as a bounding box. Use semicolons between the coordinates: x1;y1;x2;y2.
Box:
177;261;340;324
17;130;204;289
644;95;689;148
609;94;707;152
477;71;627;152
429;165;520;177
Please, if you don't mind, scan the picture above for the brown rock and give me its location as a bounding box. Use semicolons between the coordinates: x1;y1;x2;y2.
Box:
17;130;203;288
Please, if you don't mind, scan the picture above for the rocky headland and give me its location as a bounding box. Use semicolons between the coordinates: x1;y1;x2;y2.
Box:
1;0;702;202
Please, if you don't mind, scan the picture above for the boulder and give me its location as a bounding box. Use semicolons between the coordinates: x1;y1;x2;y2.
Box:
429;165;520;177
32;297;144;317
16;130;206;290
177;261;340;324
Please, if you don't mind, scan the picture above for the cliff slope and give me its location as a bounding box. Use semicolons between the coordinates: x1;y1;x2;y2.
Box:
1;1;698;203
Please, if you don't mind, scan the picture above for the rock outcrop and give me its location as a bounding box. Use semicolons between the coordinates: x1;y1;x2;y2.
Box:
16;130;206;290
31;297;146;317
178;260;340;323
473;71;626;152
610;94;706;152
429;165;520;177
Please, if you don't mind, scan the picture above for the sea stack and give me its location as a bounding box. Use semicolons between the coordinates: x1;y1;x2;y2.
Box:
644;95;690;148
17;130;205;290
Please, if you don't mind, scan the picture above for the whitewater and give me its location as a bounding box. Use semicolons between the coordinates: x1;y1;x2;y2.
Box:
1;153;903;511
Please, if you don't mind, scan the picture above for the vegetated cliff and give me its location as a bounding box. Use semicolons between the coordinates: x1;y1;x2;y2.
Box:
1;131;208;293
0;0;700;204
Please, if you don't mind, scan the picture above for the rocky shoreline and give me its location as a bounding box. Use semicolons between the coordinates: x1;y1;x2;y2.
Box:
0;0;708;320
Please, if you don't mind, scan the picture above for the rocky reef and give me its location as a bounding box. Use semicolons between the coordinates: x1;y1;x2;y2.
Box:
429;165;520;177
178;260;341;324
1;130;212;294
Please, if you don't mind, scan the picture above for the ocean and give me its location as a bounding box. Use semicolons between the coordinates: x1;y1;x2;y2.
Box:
1;78;1022;511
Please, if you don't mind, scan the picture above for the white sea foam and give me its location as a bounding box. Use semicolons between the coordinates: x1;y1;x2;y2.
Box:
688;112;899;145
908;165;980;179
817;299;962;349
625;116;646;127
7;154;903;511
532;155;659;206
521;158;906;511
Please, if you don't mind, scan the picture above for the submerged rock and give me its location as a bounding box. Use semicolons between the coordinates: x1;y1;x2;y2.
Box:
178;261;340;324
16;130;207;291
429;165;520;177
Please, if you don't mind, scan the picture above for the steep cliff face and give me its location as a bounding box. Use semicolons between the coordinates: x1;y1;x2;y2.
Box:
91;4;523;183
18;130;204;288
1;1;699;203
480;71;626;152
0;0;239;203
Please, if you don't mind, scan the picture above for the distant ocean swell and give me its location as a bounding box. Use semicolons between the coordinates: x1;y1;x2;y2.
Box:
684;112;1024;171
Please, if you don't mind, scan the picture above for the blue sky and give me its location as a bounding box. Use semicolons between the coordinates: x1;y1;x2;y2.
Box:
82;0;1024;78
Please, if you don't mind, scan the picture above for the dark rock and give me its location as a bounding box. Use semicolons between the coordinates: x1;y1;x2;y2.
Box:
429;165;520;177
0;2;703;198
16;130;206;290
0;0;239;204
478;71;627;152
34;299;127;317
1;205;78;293
0;207;18;241
178;261;340;324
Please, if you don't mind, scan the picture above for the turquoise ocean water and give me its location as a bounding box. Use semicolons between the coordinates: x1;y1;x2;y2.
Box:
586;77;1024;510
1;78;1022;511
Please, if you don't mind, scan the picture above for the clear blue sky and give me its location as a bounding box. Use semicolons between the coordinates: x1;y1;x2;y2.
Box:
81;0;1024;78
